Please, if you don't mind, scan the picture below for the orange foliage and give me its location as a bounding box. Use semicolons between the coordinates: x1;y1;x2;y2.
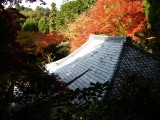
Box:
35;34;64;54
66;0;147;52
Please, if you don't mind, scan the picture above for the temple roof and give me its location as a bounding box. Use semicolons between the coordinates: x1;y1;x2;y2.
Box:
45;34;160;91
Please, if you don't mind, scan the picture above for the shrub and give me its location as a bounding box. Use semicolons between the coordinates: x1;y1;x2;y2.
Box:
22;18;38;32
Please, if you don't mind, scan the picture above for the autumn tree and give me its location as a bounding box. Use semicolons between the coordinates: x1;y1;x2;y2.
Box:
66;0;147;52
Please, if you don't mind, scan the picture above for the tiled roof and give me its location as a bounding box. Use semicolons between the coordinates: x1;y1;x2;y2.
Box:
45;34;160;91
112;42;160;94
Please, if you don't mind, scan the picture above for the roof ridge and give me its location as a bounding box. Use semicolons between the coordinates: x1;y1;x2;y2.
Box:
103;38;126;100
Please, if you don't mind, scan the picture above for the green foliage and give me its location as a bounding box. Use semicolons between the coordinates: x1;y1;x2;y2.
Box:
143;0;160;34
56;40;70;58
19;5;50;23
48;2;57;33
142;0;151;29
15;4;25;11
43;40;70;61
43;7;50;17
20;7;35;18
55;0;95;30
38;17;49;34
22;18;38;32
137;0;160;56
34;6;50;21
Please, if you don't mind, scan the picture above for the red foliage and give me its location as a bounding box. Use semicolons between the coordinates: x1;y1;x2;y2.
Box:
35;33;64;54
67;0;147;52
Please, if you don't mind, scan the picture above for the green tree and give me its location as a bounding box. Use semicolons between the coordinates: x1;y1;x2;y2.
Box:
48;2;57;33
18;5;50;28
22;18;38;32
19;6;34;18
141;0;160;55
55;0;95;30
143;0;160;34
15;4;25;11
38;17;49;34
34;6;44;21
44;7;50;17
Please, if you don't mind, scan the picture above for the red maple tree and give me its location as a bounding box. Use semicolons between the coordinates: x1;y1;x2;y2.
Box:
66;0;147;52
35;33;64;54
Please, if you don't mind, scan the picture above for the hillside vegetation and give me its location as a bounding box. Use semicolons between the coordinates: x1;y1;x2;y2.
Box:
15;0;160;57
